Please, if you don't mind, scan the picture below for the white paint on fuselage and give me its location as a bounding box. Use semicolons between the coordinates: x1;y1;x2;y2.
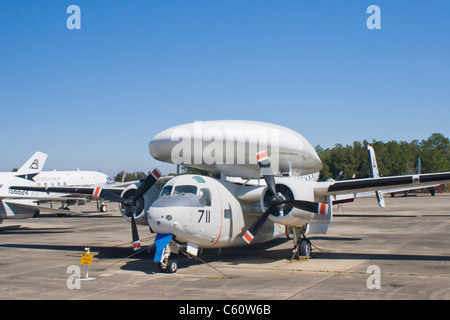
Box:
148;174;288;248
33;170;108;187
149;120;322;178
0;170;108;198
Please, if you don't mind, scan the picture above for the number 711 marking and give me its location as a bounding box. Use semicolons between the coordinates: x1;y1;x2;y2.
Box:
198;209;211;223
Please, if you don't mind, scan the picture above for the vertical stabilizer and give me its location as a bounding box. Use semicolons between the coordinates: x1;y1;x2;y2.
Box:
367;145;385;208
16;151;48;174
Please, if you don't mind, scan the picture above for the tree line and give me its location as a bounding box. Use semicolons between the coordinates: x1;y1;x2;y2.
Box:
315;133;450;181
114;170;150;182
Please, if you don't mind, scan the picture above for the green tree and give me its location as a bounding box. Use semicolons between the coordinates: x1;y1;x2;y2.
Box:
114;171;148;182
316;133;450;181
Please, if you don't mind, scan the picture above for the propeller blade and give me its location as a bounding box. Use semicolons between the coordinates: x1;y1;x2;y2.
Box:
131;168;162;201
281;200;329;215
242;204;276;244
128;168;162;251
256;151;277;197
242;151;279;245
129;209;141;251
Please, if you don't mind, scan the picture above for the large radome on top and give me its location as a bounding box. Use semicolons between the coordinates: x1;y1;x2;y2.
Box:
149;120;322;178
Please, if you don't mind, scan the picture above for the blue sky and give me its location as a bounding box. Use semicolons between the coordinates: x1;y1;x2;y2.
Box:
0;1;449;177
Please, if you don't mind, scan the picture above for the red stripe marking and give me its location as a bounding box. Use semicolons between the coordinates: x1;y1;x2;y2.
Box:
93;187;102;197
243;231;254;244
133;241;141;250
256;151;268;161
209;186;224;247
151;168;161;179
319;203;327;215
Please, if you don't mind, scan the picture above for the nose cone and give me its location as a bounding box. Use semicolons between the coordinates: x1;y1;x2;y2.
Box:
147;194;201;235
147;206;179;235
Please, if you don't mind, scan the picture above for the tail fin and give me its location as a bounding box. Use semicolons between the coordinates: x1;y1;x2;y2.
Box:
367;145;385;208
16;151;48;174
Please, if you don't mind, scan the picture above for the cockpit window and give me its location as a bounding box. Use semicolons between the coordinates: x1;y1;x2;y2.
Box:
161;185;173;196
198;188;212;206
173;185;198;195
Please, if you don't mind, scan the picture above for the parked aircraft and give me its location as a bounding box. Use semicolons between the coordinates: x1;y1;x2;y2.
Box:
1;152;115;222
13;121;450;273
34;169;110;215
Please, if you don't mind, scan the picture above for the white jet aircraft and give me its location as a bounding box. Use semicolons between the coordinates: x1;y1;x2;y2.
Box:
33;168;111;214
1;152;115;222
13;121;450;273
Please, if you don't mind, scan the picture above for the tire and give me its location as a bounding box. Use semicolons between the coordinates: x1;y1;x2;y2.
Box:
166;258;178;273
158;258;178;273
100;204;107;212
57;207;71;217
299;239;311;258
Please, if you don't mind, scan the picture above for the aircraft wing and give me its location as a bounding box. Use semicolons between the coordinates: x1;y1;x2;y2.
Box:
10;177;171;200
317;172;450;196
3;200;82;215
104;180;141;188
1;194;90;202
9;186;124;198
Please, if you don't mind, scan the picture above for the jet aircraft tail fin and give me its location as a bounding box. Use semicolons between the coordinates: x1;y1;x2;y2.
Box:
16;151;48;175
367;145;385;208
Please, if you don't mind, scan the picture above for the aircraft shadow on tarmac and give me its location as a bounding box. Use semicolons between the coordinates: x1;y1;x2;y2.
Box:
37;213;120;218
121;238;450;274
2;237;450;275
312;251;450;261
333;214;418;218
0;225;72;234
334;213;450;218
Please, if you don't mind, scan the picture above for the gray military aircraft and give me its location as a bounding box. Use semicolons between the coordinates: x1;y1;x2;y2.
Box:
13;121;450;273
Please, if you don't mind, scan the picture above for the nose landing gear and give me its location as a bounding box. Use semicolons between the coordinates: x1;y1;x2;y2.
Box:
154;233;178;273
159;256;178;273
158;243;178;273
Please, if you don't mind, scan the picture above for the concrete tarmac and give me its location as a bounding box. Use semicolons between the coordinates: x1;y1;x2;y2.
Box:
1;194;450;300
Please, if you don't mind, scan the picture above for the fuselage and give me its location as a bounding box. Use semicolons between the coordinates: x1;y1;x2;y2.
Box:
1;170;108;199
147;174;282;248
145;174;330;248
33;170;108;188
0;170;109;220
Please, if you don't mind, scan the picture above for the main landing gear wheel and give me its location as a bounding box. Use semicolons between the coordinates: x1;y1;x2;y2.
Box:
159;258;178;273
99;203;107;212
291;228;312;261
298;238;311;258
57;207;71;217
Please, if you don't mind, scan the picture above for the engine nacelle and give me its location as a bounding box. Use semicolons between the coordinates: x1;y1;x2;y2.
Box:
119;184;145;225
260;183;295;217
76;199;87;206
119;180;168;226
260;178;327;227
